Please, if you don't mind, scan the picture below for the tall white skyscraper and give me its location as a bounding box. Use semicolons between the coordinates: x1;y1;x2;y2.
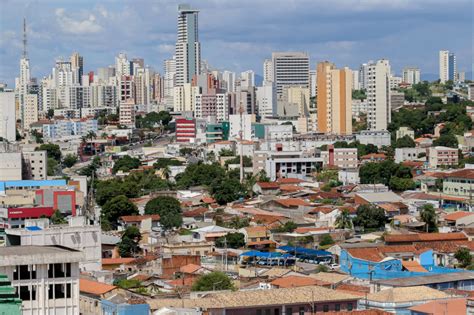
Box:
70;52;84;85
222;71;236;92
402;67;421;85
164;57;176;107
272;52;309;97
256;82;276;117
309;70;317;98
366;60;391;131
0;89;16;142
115;53;130;78
240;70;255;89
263;59;273;83
439;50;457;83
175;4;201;86
359;63;369;90
351;70;360;90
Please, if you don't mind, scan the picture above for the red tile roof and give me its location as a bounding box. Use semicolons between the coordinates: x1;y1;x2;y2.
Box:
247;240;277;246
443;211;474;221
401;260;427;272
183;207;209;217
257;182;280;189
408;298;466;315
384;232;468;243
270;275;329;288
102;258;137;265
275;198;311;208
120;214;160;222
444;169;474;180
276;178;306;184
79;279;116;296
179;263;202;274
202;197;216;204
360;153;387;160
279;185;304;192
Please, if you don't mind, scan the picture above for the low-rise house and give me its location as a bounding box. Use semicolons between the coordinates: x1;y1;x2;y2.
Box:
252;182;280;195
148;285;360;314
261;198;313;218
375;272;474;292
270;275;330;289
384;232;468;245
191;225;235;242
119;215;161;231
240;226;275;250
442;211;474;227
79;278;118;315
360;286;451;314
443;169;474;199
408;298;467;315
360;153;387;164
354;191;404;205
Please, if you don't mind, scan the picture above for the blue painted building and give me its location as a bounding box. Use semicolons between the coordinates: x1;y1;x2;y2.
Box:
339;246;463;280
101;299;150;315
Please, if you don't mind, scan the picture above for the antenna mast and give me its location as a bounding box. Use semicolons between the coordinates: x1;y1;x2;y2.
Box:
22;18;28;59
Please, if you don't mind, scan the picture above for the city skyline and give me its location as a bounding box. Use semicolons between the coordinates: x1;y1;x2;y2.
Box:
0;0;472;86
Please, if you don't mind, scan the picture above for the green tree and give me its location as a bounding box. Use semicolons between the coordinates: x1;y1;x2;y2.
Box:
395;135;416;148
419;204;438;233
118;226;142;257
433;133;458;148
454;247;472;268
46;109;55;119
275;221;298;233
215;233;245;249
191;272;234;292
112;156;141;174
50;210;67;224
319;234;334;247
317;169;339;182
47;158;58;176
352;89;366;100
224;156;252;168
353;205;386;229
62;154;78;168
101;195;138;228
219;148;235;157
256;170;270;182
179;147;194;156
389;177;416;191
210;177;244;205
114;279;142;289
36;143;61;161
335;209;353;229
153;158;183;169
145;196;182;230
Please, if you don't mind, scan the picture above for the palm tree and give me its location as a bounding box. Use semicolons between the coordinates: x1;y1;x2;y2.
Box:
419;204;438;233
335;209;353;229
162;166;171;180
87;131;97;141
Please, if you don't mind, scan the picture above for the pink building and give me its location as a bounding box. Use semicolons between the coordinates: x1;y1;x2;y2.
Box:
428;146;458;168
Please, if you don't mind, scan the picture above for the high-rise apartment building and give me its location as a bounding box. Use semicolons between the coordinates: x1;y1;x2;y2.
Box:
316;62;352;135
23;94;38;131
222;71;236;93
119;99;135;128
263;59;273;83
402;67;420;85
439;50;457;83
256;82;277;117
240;70;255;89
271;52;310;97
285;86;310;118
0;89;16;142
351;70;360;90
70;52;84;85
358;63;369;90
175;4;201;86
309;70;317;98
366;60;391;131
115;53;131;78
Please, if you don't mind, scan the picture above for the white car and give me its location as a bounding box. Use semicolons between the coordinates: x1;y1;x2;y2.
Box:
330;264;340;270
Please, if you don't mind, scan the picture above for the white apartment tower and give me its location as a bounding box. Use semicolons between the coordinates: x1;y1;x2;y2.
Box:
175;4;201;86
263;59;273;83
402;67;421;85
439;50;457;83
240;70;255;89
256;82;277;117
366;59;391;131
272;52;310;97
222;71;236;92
0;89;16;142
115;53;131;78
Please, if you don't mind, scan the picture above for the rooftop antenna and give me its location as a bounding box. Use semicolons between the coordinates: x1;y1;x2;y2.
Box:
22;17;28;59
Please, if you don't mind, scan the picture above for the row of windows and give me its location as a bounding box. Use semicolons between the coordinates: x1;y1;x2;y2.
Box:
255;303;353;315
17;283;72;301
13;263;72;280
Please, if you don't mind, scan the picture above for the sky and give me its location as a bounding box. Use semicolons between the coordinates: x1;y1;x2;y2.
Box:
0;0;472;86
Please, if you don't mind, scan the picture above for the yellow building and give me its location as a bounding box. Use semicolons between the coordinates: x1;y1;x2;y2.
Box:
316;62;352;135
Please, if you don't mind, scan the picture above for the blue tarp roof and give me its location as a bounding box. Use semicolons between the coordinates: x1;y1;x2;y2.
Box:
26;226;42;231
240;251;292;258
278;246;332;257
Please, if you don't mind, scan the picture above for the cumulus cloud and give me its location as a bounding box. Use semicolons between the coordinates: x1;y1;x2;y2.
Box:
55;8;102;34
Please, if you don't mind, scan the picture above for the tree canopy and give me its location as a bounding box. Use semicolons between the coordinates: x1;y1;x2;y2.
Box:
62;154;78;168
101;195;138;229
353;205;386;230
395;135;416;148
191;272;234;292
118;226;142;257
144;196;182;230
359;160;414;191
112;156;141;174
36;143;61;161
136;111;172;129
215;232;245;249
419;204;438;233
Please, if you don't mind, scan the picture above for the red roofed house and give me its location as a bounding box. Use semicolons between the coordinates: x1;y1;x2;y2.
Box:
384;232;468;245
360;153;387;164
79;278;119;314
270;275;330;289
240;226;276;250
262;198;313;218
119;215;161;231
253;182;280;195
442;211;474;227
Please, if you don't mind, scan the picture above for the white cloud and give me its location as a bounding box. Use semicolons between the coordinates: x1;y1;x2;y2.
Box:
155;44;175;53
55;8;102;34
